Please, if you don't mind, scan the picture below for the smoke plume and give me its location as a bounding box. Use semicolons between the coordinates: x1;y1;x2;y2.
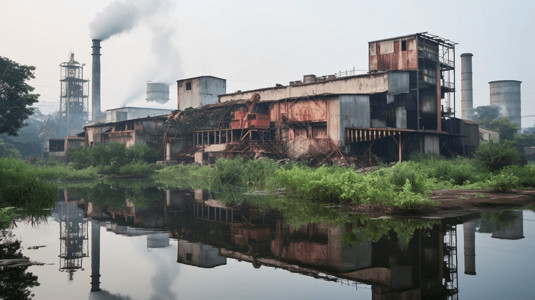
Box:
90;0;170;40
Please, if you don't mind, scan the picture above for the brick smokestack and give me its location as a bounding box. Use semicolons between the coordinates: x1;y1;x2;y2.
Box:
91;39;101;121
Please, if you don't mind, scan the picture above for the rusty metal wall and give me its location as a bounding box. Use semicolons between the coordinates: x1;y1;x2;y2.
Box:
369;36;418;72
270;99;329;123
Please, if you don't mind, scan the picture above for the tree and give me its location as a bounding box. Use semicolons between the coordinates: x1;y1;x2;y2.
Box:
488;117;518;141
474;140;523;172
474;105;500;128
0;56;39;136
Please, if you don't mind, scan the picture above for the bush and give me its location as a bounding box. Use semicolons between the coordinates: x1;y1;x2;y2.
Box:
500;165;535;188
474;140;523;172
487;172;519;193
386;162;426;193
67;143;162;175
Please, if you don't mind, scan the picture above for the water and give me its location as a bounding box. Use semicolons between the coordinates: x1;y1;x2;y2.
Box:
2;187;535;300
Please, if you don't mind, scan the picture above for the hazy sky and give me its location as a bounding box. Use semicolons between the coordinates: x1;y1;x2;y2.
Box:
1;0;534;128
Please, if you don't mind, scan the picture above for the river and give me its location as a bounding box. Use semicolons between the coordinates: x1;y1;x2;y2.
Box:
2;186;534;299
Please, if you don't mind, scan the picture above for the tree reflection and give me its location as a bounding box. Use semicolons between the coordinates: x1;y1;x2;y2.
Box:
0;230;39;299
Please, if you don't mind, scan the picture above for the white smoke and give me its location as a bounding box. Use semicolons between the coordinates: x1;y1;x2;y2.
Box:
89;0;171;40
90;0;182;108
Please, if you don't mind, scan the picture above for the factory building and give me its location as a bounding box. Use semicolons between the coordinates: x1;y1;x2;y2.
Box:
64;32;478;166
177;33;477;164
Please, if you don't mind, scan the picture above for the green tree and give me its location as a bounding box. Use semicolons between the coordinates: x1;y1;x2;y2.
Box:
474;140;523;172
488;117;518;141
0;138;21;158
474;105;500;128
0;56;39;136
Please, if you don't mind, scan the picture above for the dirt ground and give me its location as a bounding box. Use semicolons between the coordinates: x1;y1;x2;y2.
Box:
350;189;535;217
428;189;535;212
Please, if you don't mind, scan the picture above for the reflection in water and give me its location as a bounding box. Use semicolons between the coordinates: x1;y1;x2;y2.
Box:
0;231;39;299
162;189;461;299
91;221;101;292
7;182;532;299
55;196;89;280
463;220;477;275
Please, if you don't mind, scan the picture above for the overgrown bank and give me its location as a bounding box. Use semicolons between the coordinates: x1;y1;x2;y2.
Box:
154;141;535;212
0;158;57;227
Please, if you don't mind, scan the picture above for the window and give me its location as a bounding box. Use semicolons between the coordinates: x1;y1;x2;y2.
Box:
185;82;192;90
401;40;407;51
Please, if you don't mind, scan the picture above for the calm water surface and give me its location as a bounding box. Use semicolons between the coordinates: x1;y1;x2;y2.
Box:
3;186;535;300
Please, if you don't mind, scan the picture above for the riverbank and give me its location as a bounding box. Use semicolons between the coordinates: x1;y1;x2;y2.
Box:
428;189;535;212
351;189;535;218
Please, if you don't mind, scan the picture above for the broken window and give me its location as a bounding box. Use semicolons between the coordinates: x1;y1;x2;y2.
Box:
401;40;407;51
186;82;192;90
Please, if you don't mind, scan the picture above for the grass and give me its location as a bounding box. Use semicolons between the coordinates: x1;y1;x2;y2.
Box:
0;158;57;227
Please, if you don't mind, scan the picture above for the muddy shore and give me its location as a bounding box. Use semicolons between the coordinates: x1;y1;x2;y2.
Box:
351;189;535;217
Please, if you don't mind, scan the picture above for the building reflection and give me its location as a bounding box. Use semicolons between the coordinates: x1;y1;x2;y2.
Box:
164;189;461;299
54;191;89;280
70;186;527;299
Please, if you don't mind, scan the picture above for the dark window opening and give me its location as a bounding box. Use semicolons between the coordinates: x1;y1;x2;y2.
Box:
401;40;407;51
186;253;192;261
185;82;192;90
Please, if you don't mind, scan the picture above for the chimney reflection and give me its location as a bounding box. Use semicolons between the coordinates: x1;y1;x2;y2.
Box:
90;220;101;292
463;220;477;275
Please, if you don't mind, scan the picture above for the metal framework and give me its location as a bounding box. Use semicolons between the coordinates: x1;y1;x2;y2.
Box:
442;223;459;299
57;201;89;280
417;33;457;120
59;53;89;136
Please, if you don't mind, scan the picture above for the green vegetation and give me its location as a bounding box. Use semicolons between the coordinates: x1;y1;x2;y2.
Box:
474;140;524;172
0;56;39;136
0;231;40;299
67;142;162;176
0;158;56;228
154;140;535;212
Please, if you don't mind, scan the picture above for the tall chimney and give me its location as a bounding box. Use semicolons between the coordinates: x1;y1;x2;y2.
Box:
91;39;101;121
461;53;474;121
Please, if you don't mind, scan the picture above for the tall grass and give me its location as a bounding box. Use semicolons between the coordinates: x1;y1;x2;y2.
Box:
0;158;56;227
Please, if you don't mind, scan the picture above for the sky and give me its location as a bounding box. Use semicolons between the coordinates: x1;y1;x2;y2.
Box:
1;0;534;128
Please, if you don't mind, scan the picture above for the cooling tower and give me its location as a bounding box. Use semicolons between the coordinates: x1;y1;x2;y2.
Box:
489;80;522;130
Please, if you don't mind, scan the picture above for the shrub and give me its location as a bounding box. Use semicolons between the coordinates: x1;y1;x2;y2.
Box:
487;172;519;192
474;140;523;172
387;162;426;193
67;143;162;175
500;165;535;188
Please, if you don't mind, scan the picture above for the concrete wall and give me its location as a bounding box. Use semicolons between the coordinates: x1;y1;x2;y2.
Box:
178;76;226;110
489;80;522;130
201;77;226;106
177;240;226;268
106;107;173;123
220;72;391;103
